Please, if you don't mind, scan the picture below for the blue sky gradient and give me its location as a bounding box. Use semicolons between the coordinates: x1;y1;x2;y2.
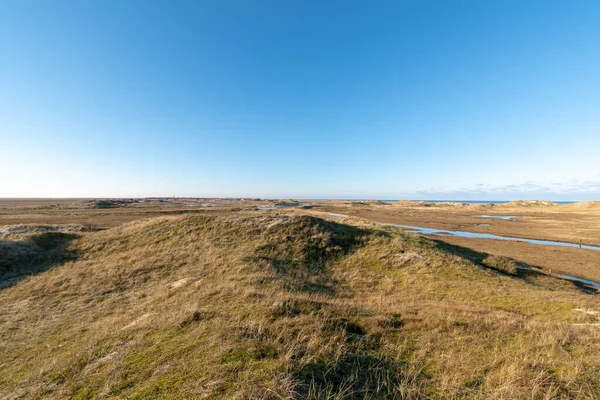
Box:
1;0;599;199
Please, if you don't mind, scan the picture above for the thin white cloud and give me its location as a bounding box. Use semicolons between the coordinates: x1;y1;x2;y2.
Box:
411;178;600;200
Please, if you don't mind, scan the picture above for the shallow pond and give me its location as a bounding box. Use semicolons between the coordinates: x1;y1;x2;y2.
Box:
477;215;516;221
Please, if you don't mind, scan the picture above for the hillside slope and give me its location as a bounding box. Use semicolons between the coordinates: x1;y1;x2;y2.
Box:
1;213;600;399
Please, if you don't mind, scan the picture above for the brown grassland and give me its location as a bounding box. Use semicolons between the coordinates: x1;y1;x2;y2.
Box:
315;200;600;283
1;199;600;398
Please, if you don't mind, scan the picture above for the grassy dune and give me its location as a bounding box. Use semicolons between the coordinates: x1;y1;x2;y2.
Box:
2;213;600;399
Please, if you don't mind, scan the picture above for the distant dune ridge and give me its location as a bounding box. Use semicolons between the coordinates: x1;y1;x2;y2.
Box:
0;224;86;237
566;201;600;209
501;200;556;207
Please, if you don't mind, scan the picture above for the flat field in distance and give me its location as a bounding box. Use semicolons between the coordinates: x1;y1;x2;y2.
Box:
0;198;270;228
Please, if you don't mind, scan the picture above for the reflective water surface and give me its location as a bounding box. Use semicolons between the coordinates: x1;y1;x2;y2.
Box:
559;274;600;288
477;215;516;221
388;224;600;251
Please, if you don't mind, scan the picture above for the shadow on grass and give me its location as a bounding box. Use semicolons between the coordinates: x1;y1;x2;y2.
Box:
294;352;417;399
429;238;598;294
0;232;80;289
243;216;372;295
292;315;425;398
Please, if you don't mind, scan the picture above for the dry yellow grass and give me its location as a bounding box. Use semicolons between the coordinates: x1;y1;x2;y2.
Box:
1;212;600;399
313;201;600;283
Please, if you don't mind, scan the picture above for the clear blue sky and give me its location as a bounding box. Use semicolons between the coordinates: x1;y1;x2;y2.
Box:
1;0;599;199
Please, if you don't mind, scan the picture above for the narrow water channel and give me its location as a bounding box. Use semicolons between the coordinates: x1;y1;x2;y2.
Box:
385;223;600;288
389;224;600;251
558;274;600;288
